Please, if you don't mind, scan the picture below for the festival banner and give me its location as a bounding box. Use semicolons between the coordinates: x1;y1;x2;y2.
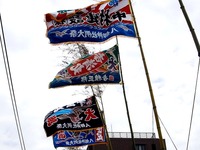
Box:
53;127;107;148
43;96;103;137
45;0;136;44
49;45;120;88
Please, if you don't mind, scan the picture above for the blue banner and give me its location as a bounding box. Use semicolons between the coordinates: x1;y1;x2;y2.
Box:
53;127;107;148
45;0;136;44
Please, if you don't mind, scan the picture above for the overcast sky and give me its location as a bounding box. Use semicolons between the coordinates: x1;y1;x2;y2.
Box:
0;0;200;150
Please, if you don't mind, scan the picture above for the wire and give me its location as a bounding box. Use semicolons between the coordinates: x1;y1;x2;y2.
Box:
186;58;200;150
158;59;200;150
159;116;178;150
0;13;26;150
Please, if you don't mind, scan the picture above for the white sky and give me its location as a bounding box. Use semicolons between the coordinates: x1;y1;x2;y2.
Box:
0;0;200;150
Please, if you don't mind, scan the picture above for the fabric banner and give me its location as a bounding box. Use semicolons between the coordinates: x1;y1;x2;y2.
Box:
53;127;107;148
45;0;136;44
44;96;103;137
49;45;120;88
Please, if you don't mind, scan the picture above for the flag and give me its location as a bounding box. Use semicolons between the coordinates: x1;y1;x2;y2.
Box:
43;96;103;137
53;127;107;148
49;45;121;88
45;0;136;44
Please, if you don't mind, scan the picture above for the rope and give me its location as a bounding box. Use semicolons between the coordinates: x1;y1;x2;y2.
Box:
157;59;200;150
186;58;200;150
0;13;26;150
159;116;178;150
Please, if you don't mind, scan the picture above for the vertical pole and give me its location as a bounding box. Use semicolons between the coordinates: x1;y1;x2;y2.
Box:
116;38;136;150
127;1;166;149
91;87;113;150
177;2;200;148
0;13;26;150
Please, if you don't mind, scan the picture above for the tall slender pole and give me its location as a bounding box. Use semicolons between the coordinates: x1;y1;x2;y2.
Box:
116;37;136;150
128;1;166;150
177;0;200;57
177;2;200;148
0;13;26;150
91;87;113;150
177;2;200;147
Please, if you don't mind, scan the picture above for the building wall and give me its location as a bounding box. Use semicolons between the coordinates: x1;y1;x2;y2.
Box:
87;138;165;150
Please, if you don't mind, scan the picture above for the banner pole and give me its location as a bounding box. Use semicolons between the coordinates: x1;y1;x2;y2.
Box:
0;13;26;150
177;0;200;57
91;89;113;150
115;37;136;150
127;0;166;149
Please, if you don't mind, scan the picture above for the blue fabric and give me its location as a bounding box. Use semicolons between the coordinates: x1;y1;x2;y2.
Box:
53;128;106;148
47;23;136;43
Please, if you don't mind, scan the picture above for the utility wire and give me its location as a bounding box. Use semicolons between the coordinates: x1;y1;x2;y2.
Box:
186;58;200;150
0;13;26;150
